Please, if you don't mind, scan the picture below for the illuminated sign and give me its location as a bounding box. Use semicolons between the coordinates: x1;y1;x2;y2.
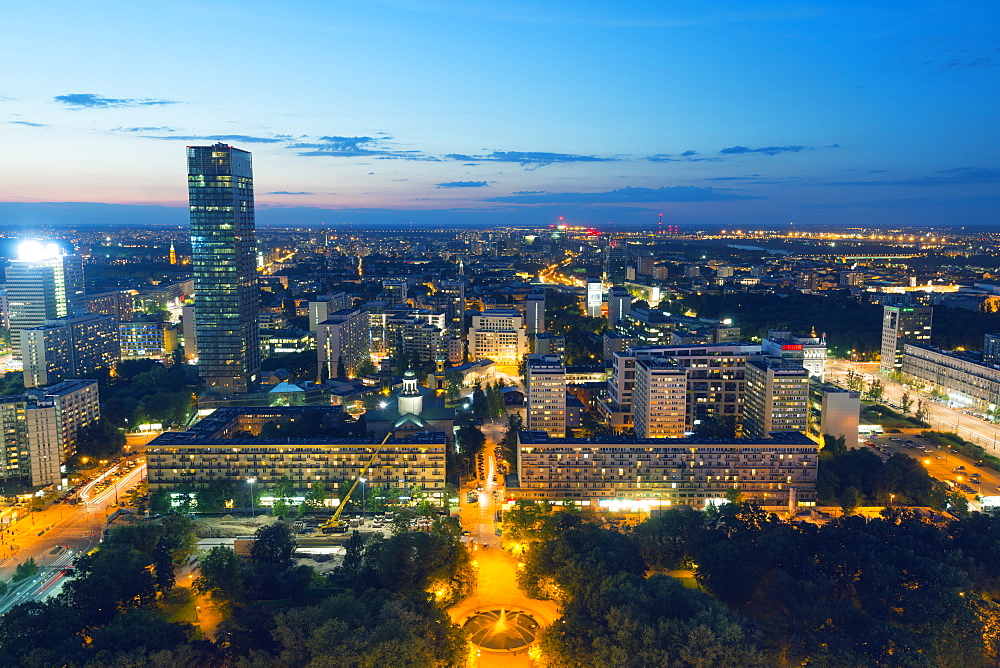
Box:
782;344;803;351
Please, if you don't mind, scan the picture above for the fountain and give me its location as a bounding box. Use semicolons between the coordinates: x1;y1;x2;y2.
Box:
463;608;539;651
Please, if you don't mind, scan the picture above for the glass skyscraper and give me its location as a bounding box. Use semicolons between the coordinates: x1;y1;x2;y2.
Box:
187;144;260;395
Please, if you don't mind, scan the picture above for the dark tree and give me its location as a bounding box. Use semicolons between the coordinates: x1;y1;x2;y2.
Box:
250;522;296;569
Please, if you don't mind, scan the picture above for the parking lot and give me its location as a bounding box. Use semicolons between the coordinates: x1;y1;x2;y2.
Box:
859;433;1000;499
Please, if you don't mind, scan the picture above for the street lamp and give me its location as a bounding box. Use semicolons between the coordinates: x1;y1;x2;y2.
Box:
360;477;367;523
247;478;257;518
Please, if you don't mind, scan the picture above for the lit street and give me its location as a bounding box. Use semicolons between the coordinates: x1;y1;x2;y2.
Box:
827;359;1000;453
451;440;557;666
0;459;147;612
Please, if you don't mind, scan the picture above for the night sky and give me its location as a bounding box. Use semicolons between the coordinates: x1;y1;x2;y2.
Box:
1;1;997;229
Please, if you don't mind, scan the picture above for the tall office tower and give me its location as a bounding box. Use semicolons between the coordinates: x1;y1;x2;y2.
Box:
526;354;567;437
437;279;467;336
382;279;408;306
880;305;932;374
188;143;260;396
984;334;1000;367
7;242;85;358
607;287;632;327
21;314;120;387
586;278;603;318
525;292;545;335
632;356;687;438
603;237;629;285
317;308;370;379
743;359;810;439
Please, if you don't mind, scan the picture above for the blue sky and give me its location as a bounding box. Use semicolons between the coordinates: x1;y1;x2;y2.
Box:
0;1;997;229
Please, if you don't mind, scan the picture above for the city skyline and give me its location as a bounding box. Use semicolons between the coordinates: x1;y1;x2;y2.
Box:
0;1;997;230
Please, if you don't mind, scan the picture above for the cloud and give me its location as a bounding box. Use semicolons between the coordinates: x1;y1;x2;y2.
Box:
822;167;1000;187
141;134;287;143
445;150;616;168
113;126;176;132
291;135;436;160
719;145;807;156
436;181;489;188
937;55;997;72
704;175;761;181
267;191;314;195
513;191;547;195
55;93;177;108
646;151;718;163
799;195;1000;210
9;121;47;127
485;185;761;204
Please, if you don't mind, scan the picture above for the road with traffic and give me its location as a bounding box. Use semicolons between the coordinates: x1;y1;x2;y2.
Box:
0;458;147;613
827;359;1000;454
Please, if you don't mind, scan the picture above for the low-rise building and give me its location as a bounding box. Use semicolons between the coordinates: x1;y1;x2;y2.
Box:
512;430;817;508
119;319;178;361
808;382;861;445
146;406;447;495
902;343;1000;411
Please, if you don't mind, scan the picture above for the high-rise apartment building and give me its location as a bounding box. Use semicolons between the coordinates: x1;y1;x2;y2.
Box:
743;359;810;439
86;290;135;322
526;354;566;437
188;143;260;396
22;314;119;388
632;356;687;438
7;243;85;358
0;380;99;488
880;305;932;374
307;293;350;333
604;344;765;433
317;308;370;379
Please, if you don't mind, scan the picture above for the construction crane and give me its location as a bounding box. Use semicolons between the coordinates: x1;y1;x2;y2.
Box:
320;431;393;533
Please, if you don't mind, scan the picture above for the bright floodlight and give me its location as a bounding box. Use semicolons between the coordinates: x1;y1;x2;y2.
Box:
247;477;256;484
378;401;388;409
17;240;64;262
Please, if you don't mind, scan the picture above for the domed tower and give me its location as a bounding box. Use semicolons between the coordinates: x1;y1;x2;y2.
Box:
397;368;423;417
